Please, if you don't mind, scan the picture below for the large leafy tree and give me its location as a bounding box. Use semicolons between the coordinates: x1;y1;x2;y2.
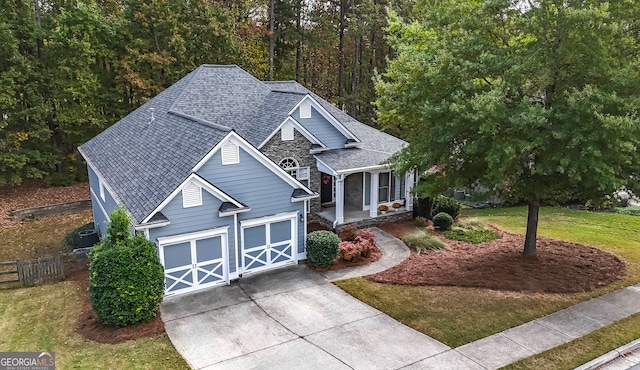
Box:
376;0;640;256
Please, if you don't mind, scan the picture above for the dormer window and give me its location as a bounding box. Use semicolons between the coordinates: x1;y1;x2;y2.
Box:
281;122;294;141
182;181;202;208
299;100;311;119
221;141;239;165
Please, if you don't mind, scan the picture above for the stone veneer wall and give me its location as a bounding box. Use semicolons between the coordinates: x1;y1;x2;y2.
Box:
314;210;413;231
260;128;322;215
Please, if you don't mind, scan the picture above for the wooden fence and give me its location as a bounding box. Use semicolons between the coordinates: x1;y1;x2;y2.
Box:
0;247;92;287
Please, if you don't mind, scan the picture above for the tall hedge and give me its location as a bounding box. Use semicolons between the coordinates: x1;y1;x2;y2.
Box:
89;208;164;327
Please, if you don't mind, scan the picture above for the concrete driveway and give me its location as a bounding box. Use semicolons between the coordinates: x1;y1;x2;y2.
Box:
161;264;454;370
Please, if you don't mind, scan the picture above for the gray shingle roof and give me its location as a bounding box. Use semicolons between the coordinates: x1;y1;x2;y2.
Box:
79;65;406;224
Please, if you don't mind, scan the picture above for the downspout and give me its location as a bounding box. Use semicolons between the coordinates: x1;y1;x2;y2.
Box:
234;213;239;279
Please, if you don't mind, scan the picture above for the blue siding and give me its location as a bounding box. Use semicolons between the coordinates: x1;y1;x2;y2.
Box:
297;107;348;149
87;165;120;237
149;189;237;274
197;147;306;254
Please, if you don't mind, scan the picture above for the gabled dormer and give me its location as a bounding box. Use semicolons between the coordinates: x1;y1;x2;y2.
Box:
288;95;360;150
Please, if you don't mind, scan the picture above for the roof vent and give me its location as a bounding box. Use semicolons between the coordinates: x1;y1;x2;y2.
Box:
147;108;155;126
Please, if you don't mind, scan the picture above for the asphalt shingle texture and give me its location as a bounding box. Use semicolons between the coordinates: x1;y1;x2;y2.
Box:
79;65;406;224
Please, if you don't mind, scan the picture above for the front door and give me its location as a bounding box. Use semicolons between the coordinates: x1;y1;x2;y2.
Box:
320;173;333;204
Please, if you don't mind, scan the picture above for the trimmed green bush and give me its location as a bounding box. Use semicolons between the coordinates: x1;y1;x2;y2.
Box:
89;208;164;327
433;212;454;230
433;196;461;219
444;228;500;244
306;230;340;267
402;229;446;253
414;216;428;228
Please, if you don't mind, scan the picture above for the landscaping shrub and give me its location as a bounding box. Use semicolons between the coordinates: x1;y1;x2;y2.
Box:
444;228;500;244
338;229;376;262
402;229;446;253
414;216;428;228
89;208;164;327
306;230;340;267
340;226;358;241
614;206;640;216
64;222;95;250
433;212;454;230
433;196;461;219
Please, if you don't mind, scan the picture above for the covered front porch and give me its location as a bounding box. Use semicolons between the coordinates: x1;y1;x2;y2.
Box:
316;203;412;229
314;161;415;228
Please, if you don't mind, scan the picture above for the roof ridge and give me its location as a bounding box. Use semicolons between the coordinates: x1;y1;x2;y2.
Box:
168;110;232;132
167;66;204;113
269;90;307;95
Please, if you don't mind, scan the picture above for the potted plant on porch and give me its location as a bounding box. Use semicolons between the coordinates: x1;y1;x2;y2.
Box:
392;202;403;212
378;204;389;214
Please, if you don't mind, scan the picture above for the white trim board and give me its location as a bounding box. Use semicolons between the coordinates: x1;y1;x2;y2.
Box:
192;131;315;196
257;116;326;149
142;173;244;224
288;94;360;144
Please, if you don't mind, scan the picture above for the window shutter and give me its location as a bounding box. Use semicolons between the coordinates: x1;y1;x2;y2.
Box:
281;122;294;141
182;182;202;208
221;142;239;165
299;101;311;119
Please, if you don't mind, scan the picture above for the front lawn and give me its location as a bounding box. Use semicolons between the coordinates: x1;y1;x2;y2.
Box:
0;281;188;369
336;207;640;353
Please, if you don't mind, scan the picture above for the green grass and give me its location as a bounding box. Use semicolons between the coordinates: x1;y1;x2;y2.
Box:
401;229;446;253
0;281;188;369
336;206;640;355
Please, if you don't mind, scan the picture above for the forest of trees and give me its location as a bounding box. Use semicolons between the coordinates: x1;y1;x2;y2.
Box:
0;0;413;186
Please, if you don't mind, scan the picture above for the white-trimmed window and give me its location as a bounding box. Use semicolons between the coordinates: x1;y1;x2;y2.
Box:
378;171;404;204
299;101;311;119
281;122;294;141
99;178;105;202
221;142;239;165
279;157;309;187
182;181;202;208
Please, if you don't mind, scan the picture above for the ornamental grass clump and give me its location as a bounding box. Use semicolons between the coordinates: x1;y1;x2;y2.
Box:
306;230;340;267
402;229;446;253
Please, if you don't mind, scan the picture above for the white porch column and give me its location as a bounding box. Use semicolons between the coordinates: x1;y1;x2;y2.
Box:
405;171;415;211
369;172;379;218
335;175;345;225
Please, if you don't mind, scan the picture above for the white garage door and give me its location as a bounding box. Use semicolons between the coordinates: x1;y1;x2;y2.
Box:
158;228;228;296
241;213;297;274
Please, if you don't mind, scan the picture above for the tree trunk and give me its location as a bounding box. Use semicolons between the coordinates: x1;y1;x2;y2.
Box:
523;199;540;257
338;0;346;109
295;0;302;82
350;34;361;117
268;0;275;81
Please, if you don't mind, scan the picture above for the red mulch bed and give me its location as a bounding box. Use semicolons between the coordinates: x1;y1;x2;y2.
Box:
66;261;165;344
372;220;627;293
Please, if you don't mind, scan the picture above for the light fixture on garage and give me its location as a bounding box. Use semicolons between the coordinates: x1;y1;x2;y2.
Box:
299;213;304;223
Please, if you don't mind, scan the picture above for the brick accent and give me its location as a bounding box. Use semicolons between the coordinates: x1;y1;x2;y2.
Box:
260;128;323;214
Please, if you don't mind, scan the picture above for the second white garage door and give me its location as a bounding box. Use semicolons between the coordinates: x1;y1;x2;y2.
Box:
241;213;297;274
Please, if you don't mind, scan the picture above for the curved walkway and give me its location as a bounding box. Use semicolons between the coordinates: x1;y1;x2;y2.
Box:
321;227;410;281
